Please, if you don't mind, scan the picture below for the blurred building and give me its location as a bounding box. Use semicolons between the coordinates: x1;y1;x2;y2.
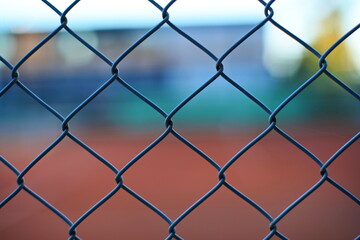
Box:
1;24;273;129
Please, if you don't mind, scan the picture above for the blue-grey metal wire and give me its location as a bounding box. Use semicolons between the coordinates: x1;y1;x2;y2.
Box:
0;0;359;239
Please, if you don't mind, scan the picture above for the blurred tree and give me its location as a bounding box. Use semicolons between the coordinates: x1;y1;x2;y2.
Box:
290;9;359;121
294;9;357;94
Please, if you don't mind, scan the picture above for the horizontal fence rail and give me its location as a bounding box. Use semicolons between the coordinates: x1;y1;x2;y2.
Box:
0;0;359;239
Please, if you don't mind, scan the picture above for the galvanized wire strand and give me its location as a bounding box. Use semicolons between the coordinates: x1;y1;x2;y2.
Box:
0;0;359;239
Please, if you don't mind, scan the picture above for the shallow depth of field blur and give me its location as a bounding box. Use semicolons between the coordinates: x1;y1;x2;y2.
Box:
0;0;359;239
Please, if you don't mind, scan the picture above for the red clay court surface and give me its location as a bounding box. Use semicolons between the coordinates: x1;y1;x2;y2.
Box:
0;126;359;239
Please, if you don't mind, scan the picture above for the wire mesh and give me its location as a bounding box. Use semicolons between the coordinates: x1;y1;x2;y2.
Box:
0;0;359;239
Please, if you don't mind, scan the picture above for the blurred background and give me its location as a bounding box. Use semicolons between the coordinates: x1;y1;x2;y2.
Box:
0;0;359;239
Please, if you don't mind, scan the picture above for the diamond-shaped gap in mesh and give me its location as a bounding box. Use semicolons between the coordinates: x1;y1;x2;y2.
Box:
0;190;70;240
114;26;217;113
278;181;360;240
0;86;60;170
0;79;11;95
16;29;112;116
176;186;271;240
169;24;264;58
268;236;285;240
121;133;219;220
65;0;160;30
275;74;359;159
167;0;263;31
42;0;78;13
11;33;57;68
262;24;310;81
326;139;360;197
76;188;170;240
340;29;360;91
23;136;117;221
223;25;306;109
67;80;167;170
0;0;58;34
170;76;270;166
0;56;14;88
225;130;320;217
0;71;11;91
95;28;156;62
0;34;16;65
262;0;323;43
0;162;19;203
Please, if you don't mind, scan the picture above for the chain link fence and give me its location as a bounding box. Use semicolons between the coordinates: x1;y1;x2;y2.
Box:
0;0;359;239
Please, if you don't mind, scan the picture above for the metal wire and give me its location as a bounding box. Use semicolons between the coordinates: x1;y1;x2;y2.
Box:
0;0;359;239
